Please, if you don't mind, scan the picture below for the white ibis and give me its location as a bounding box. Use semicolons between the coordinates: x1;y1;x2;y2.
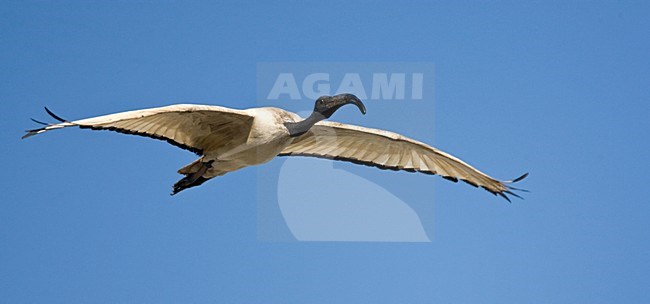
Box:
23;94;527;200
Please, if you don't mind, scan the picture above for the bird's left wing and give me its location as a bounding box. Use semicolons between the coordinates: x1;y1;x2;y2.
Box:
23;104;255;155
279;121;527;201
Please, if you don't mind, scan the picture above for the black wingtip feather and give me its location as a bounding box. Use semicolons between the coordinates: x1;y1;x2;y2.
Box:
511;172;529;183
504;190;523;200
497;192;512;203
30;118;51;126
44;107;69;123
507;186;530;193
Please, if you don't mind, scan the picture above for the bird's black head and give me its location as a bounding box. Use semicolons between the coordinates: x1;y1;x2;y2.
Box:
313;93;366;119
284;93;367;137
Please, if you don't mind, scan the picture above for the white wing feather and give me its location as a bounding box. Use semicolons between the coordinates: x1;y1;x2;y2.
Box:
23;104;255;155
280;121;527;200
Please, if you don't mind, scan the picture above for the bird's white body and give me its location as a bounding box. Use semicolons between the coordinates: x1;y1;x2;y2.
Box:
197;107;300;178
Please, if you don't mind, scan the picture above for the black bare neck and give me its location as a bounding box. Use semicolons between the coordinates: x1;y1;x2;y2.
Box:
284;112;324;137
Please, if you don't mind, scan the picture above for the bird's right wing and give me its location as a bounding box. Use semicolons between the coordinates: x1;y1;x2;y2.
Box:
280;121;527;201
23;104;255;155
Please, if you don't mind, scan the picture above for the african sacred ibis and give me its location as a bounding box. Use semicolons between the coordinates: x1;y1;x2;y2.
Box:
23;94;527;200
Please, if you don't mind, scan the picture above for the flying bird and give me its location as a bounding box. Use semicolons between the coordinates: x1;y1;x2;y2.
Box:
23;94;527;200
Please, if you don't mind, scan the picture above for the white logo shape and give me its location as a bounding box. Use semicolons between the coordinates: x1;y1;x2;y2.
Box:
277;156;431;242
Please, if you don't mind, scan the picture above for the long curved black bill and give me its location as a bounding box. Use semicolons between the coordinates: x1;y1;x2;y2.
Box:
351;97;366;115
335;93;366;115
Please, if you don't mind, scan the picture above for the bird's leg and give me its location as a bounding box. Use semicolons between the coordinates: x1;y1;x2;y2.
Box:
172;160;214;195
187;160;213;182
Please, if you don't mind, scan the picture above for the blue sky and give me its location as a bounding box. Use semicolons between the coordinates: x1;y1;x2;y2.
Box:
2;1;649;303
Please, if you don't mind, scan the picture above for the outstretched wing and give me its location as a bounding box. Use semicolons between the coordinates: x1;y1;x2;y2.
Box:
279;121;527;201
23;104;255;155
